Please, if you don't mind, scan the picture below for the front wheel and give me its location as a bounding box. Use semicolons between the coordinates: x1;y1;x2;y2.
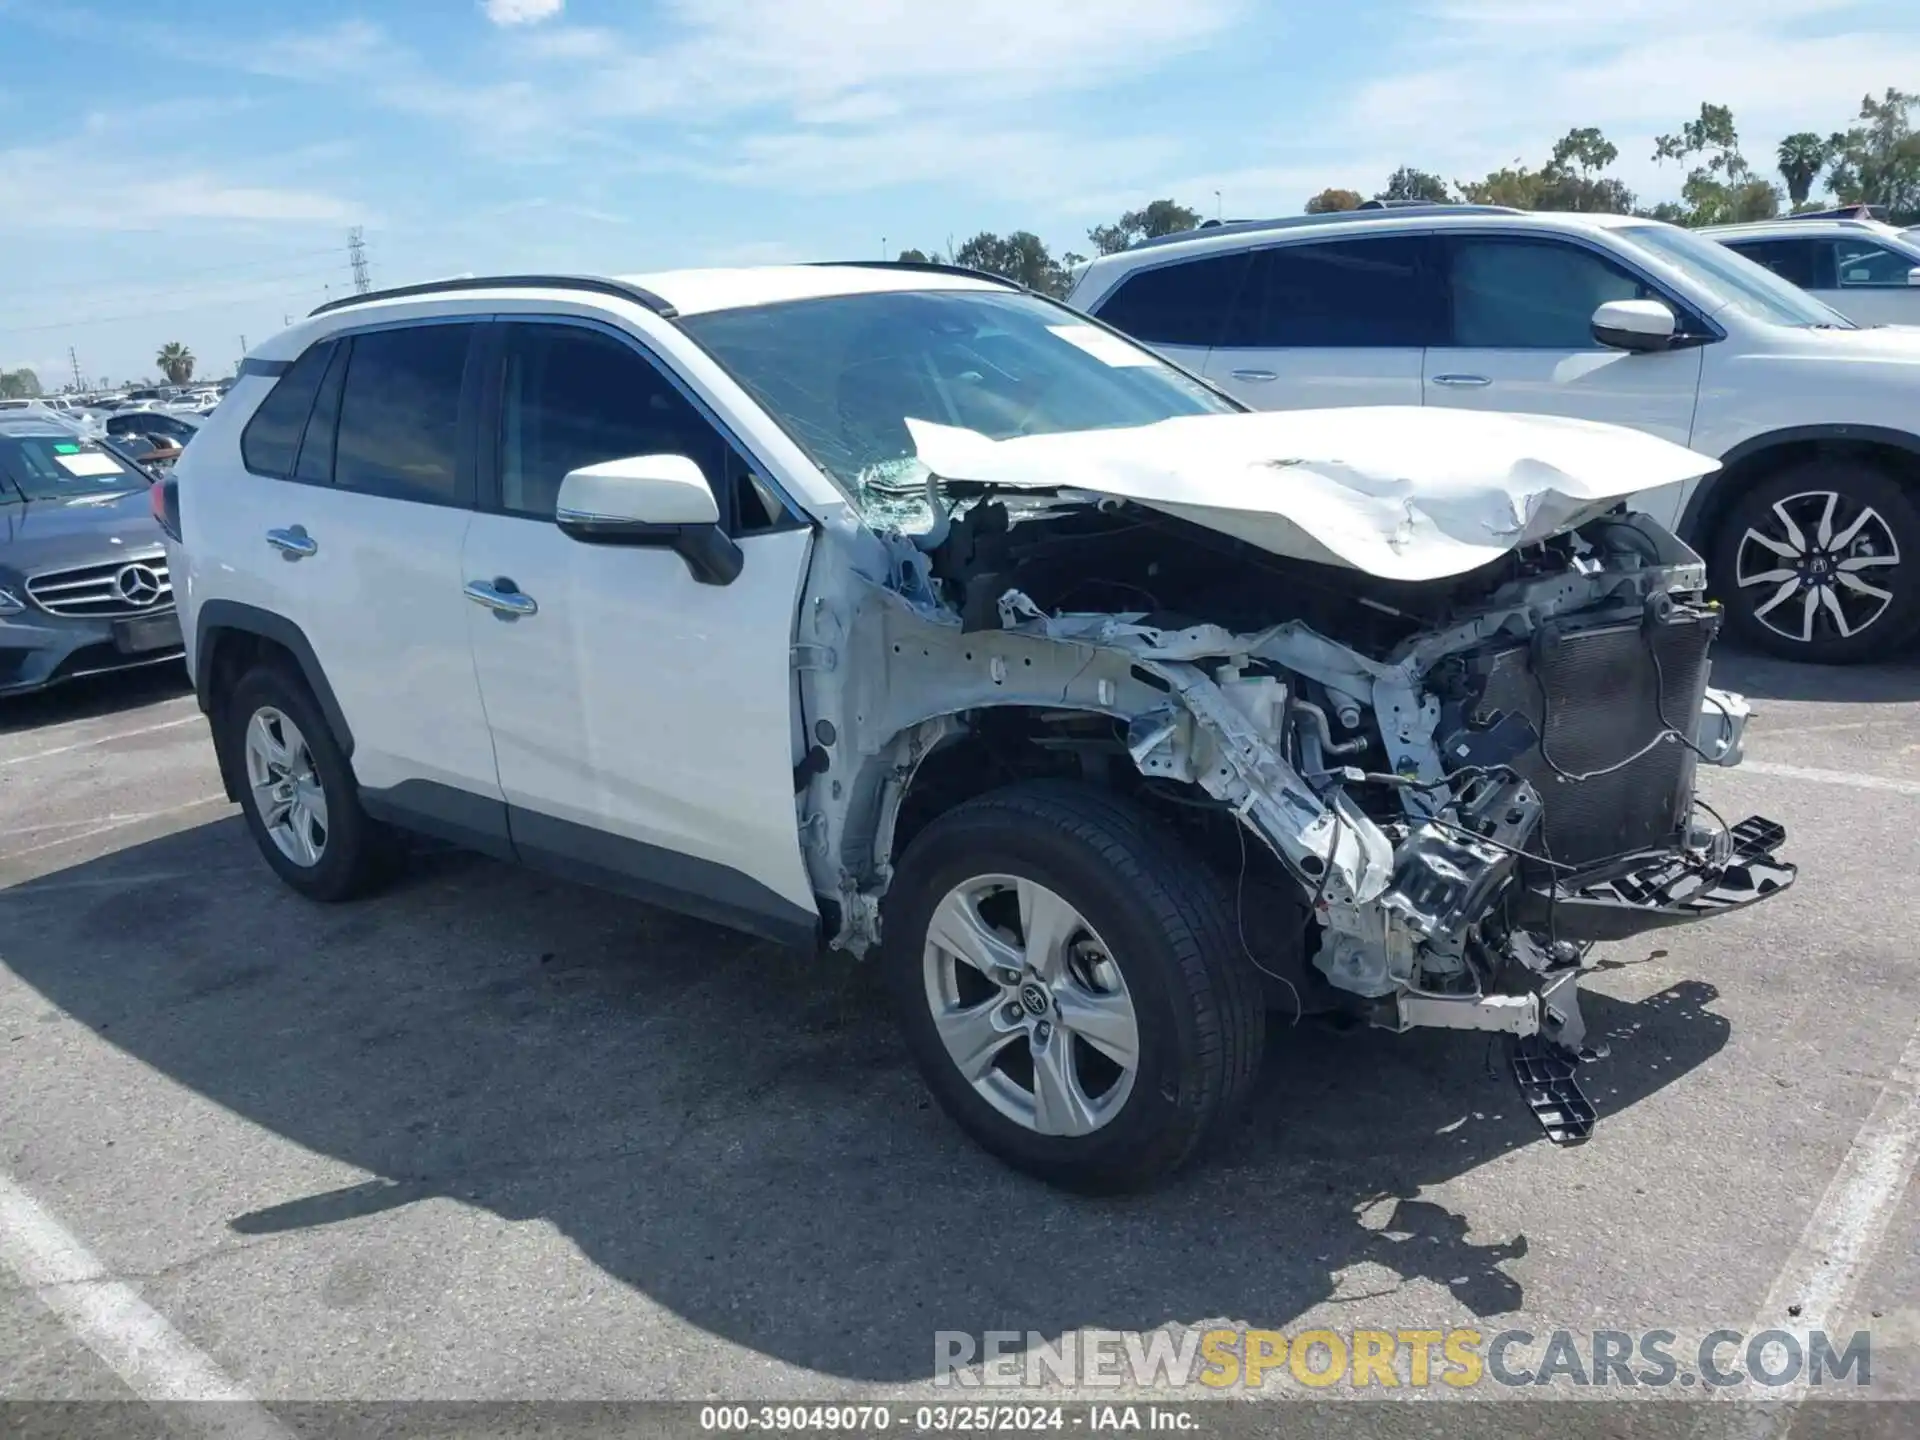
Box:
1713;461;1920;664
883;782;1265;1192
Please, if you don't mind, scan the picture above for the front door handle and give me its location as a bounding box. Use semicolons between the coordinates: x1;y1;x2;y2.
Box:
465;577;537;618
1230;368;1279;382
1430;373;1493;388
265;525;317;559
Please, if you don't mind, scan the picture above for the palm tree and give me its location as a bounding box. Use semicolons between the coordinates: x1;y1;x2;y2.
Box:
155;342;195;385
1777;132;1831;208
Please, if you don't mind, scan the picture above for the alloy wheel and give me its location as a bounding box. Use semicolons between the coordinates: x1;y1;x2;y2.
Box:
921;874;1140;1137
243;705;329;868
1734;490;1901;646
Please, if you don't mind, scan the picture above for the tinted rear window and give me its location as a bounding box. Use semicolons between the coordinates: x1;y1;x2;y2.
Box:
1092;252;1250;348
1223;237;1441;348
240;342;333;478
333;324;473;505
1724;237;1824;290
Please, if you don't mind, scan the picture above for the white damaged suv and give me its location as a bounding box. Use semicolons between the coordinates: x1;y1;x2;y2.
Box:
159;264;1795;1190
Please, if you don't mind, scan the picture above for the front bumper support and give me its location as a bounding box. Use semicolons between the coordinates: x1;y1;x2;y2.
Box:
1520;814;1796;943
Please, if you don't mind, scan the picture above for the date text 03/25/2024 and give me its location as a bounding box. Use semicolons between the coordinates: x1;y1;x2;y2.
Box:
698;1404;1197;1432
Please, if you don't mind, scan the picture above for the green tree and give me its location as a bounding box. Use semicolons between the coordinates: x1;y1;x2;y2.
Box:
1375;166;1451;203
1304;187;1363;213
1652;103;1781;224
1552;127;1617;173
155;342;195;385
1826;89;1920;221
1776;131;1832;208
896;247;932;263
0;368;43;398
953;230;1071;296
1087;199;1203;255
1457;127;1636;213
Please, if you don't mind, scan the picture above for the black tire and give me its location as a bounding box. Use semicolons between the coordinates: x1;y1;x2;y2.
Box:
221;662;394;901
1711;460;1920;664
882;781;1265;1192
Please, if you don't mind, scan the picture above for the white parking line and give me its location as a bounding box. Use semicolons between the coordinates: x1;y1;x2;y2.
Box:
0;714;202;769
0;1170;292;1439
0;796;230;866
1695;1014;1920;1438
1735;760;1920;798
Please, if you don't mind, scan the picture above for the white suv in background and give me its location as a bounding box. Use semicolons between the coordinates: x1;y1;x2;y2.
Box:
1068;206;1920;664
1704;216;1920;327
158;264;1790;1188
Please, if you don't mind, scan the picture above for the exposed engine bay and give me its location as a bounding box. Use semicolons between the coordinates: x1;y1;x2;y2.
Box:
791;416;1797;1144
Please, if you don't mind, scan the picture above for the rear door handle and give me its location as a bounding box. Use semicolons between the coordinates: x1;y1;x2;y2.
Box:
265;525;317;559
465;577;537;618
1430;373;1493;388
1230;368;1279;382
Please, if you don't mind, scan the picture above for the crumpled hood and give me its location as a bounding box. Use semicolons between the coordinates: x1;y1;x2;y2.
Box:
907;406;1718;581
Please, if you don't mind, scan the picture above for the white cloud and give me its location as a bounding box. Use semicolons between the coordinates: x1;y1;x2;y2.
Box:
483;0;565;27
0;111;362;238
532;0;1243;120
230;2;1245;196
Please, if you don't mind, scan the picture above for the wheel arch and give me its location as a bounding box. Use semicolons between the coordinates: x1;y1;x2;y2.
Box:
1680;425;1920;557
195;601;354;802
826;698;1218;953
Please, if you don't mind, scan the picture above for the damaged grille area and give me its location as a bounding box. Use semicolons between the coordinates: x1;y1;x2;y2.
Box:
1471;608;1716;870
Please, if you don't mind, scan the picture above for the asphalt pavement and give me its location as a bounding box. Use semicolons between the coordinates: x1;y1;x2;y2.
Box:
0;653;1915;1432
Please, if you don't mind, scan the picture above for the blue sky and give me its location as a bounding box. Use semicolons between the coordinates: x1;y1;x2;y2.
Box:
3;0;1919;386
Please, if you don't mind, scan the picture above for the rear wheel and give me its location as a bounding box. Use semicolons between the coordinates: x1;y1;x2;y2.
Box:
883;782;1265;1192
222;663;393;901
1713;460;1920;663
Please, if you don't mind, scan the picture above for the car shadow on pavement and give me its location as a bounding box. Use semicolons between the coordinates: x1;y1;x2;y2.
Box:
1711;644;1920;704
0;816;1732;1384
0;664;193;736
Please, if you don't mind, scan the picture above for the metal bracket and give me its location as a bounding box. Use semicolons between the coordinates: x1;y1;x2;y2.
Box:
791;644;838;673
1395;991;1539;1036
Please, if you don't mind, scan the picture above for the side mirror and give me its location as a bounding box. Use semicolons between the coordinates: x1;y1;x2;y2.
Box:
1592;298;1677;353
555;454;743;587
1907;266;1920;287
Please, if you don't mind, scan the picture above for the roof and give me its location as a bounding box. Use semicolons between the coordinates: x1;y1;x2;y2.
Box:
1702;218;1913;242
0;415;85;437
1071;209;1665;290
1124;204;1520;252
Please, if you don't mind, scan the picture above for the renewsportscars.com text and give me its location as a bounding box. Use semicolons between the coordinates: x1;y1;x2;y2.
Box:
934;1327;1873;1391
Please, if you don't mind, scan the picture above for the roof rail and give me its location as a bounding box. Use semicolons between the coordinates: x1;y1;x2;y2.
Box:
309;274;679;319
1782;204;1890;223
1125;204;1522;252
810;259;1026;290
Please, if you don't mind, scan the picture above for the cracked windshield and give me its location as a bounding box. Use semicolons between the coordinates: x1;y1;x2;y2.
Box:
681;289;1232;530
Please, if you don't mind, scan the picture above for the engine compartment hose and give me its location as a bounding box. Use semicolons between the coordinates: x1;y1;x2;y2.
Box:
1291;698;1369;757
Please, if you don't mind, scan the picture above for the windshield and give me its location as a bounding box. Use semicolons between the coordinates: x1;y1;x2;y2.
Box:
0;434;145;502
678;288;1236;521
1614;224;1855;328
